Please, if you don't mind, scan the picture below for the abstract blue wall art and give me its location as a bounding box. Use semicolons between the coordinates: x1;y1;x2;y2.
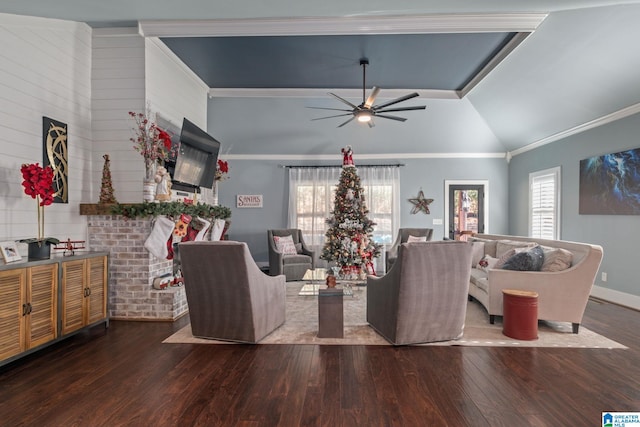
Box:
579;147;640;215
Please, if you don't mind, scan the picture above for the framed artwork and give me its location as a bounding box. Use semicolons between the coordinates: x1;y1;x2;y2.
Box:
1;241;22;263
43;116;68;203
579;147;640;215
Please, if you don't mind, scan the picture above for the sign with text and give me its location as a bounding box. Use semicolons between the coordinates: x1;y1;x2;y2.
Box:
237;194;263;208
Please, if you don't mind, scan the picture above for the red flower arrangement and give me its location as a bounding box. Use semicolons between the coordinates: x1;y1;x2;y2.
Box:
215;159;230;181
128;110;177;180
20;163;59;245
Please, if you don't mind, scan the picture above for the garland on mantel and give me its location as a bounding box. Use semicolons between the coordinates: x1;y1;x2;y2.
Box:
110;201;231;221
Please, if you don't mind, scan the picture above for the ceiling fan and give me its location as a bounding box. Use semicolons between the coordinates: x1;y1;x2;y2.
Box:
308;58;426;128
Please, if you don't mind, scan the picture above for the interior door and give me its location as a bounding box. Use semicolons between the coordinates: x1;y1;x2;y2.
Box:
448;185;485;240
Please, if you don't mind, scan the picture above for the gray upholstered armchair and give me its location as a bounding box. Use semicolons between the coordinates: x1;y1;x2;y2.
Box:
267;229;315;281
385;228;433;272
179;241;286;343
367;241;472;345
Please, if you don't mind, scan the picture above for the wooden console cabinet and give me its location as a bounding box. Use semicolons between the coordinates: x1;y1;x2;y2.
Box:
61;256;107;335
0;252;109;367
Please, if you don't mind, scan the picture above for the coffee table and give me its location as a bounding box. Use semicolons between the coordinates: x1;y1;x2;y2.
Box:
298;268;362;296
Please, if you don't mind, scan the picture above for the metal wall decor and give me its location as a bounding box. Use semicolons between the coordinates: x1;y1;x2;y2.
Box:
409;189;433;214
43;116;68;203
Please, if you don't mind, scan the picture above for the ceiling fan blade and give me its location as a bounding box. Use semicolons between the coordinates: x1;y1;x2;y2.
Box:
337;116;356;128
375;114;408;122
311;113;354;121
364;86;380;108
372;92;420;110
375;105;426;114
328;92;358;109
306;106;353;112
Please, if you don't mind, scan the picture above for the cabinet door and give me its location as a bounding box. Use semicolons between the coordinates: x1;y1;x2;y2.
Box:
0;269;26;361
86;256;107;324
26;264;58;348
61;259;85;335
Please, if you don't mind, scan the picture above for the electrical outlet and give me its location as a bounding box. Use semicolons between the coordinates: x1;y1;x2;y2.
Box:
433;218;443;225
601;272;607;282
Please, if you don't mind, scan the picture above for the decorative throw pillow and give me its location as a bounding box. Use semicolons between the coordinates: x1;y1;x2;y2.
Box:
470;242;485;267
407;235;427;243
494;248;517;269
469;237;498;257
273;235;297;255
502;245;545;271
477;255;499;273
540;246;573;272
496;240;537;258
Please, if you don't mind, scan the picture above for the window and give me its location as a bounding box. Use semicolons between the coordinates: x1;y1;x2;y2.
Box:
529;167;561;239
288;166;400;264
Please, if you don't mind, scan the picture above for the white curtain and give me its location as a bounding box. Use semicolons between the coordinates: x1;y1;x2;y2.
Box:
288;165;401;269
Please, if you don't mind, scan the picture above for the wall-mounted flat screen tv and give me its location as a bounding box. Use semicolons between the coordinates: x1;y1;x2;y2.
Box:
161;117;220;192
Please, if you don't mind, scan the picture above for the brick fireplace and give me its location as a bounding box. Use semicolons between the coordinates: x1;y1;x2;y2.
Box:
86;215;188;321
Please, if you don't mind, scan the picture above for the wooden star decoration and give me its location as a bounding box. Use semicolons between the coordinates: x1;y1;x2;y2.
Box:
409;190;434;215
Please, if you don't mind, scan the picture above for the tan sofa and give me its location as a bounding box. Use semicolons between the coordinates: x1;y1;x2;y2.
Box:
467;234;603;333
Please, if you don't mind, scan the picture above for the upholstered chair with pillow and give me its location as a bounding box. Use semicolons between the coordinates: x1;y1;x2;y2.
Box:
385;228;434;272
367;241;473;345
179;241;286;343
267;229;315;281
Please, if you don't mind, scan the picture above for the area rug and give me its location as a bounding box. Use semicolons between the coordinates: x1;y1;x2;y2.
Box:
163;283;626;348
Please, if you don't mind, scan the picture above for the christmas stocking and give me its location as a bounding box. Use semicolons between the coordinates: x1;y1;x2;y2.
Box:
144;216;175;260
181;217;207;243
195;217;211;241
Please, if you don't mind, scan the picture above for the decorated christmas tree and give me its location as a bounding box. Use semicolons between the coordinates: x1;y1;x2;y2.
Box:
99;154;117;204
320;146;381;277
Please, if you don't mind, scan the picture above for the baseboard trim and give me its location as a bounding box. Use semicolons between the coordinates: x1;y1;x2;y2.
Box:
591;285;640;311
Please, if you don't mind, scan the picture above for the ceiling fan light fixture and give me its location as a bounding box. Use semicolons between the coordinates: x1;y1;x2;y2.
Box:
357;111;372;122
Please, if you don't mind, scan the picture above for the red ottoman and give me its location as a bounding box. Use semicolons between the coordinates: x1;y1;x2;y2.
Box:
502;289;538;340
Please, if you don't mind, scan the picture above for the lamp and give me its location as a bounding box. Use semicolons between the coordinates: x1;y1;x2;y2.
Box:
357;110;372;123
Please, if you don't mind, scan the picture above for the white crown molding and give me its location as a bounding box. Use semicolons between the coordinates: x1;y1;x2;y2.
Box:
223;152;506;161
138;13;547;38
92;27;140;37
208;88;459;100
510;102;640;157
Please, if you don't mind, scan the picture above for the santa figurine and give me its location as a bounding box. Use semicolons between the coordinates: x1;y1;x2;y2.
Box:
342;145;354;167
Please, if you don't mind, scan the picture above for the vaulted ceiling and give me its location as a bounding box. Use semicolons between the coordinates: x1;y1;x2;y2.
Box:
2;1;640;157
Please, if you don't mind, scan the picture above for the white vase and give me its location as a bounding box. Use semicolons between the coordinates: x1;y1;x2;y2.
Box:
143;160;157;202
214;182;220;206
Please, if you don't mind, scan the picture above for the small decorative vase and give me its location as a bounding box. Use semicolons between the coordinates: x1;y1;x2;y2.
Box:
211;181;219;206
28;241;51;261
143;160;157;202
326;275;337;288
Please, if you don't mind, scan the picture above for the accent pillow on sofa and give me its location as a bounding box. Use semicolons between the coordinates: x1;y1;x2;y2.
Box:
496;240;537;258
501;245;544;271
273;235;297;255
540;246;573;272
469;237;498;257
407;235;427;243
495;248;517;269
470;242;485;267
477;254;499;272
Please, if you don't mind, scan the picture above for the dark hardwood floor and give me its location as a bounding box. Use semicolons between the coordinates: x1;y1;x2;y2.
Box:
1;298;639;427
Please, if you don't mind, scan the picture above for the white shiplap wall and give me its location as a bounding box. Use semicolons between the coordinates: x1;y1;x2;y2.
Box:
0;13;92;251
145;38;208;130
91;28;146;204
90;31;209;203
